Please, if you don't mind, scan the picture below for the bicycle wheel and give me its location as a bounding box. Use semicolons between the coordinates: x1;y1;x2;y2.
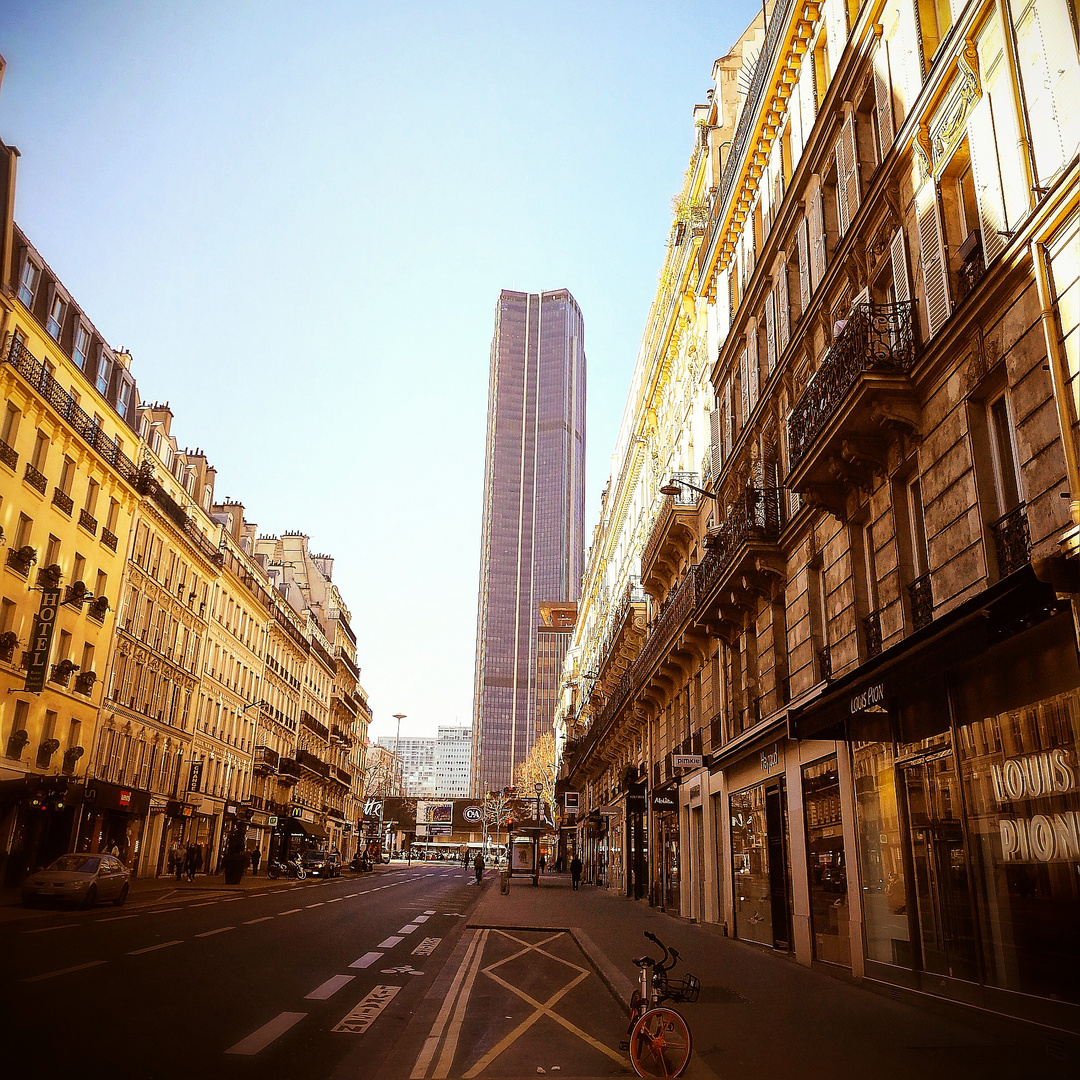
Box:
629;1006;692;1078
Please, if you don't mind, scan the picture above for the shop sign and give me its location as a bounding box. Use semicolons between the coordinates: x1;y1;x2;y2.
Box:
269;815;278;826
627;793;646;812
672;754;703;770
24;588;62;694
564;791;580;810
651;790;678;813
996;748;1080;863
290;805;302;817
760;745;779;772
187;760;203;792
849;683;886;714
119;789;131;808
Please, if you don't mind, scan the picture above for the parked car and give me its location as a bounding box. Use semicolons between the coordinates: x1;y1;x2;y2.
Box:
301;849;341;877
21;853;130;908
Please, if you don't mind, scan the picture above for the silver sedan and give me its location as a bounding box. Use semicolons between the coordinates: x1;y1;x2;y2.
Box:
21;853;131;907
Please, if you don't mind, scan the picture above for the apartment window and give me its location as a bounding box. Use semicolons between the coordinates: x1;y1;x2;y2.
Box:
81;642;95;673
59;457;75;496
84;478;99;516
67;718;81;750
14;514;32;549
73;326;90;371
106;498;119;535
117;381;133;420
96;354;112;396
17;259;39;308
2;403;21;449
916;0;953;71
57;629;73;663
45;535;61;567
46;295;65;341
0;597;16;633
987;393;1022;518
72;553;86;585
813;34;829;110
95;570;108;600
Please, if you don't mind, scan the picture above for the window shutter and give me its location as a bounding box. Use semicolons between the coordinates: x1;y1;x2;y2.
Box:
891;228;911;305
798;216;811;310
710;404;723;473
916;180;951;336
1037;0;1080;168
723;384;733;453
747;328;759;411
778;254;791;347
874;38;895;155
740;347;750;425
835;132;851;235
826;0;849;81
766;288;778;374
799;45;818;137
810;186;827;289
842;111;861;223
966;88;1007;267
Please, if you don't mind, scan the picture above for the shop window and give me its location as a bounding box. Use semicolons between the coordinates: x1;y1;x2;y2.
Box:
730;779;791;949
803;755;851;966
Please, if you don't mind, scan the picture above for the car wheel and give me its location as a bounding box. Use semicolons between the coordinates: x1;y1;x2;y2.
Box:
113;884;129;907
83;885;98;909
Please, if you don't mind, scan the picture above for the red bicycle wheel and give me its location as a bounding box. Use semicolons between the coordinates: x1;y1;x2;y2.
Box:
629;1006;692;1078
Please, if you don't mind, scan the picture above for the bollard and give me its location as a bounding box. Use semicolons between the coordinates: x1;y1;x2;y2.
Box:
500;869;511;895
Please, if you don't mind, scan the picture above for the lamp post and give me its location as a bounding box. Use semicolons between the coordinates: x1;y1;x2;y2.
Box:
533;782;543;887
391;713;406;798
659;476;719;501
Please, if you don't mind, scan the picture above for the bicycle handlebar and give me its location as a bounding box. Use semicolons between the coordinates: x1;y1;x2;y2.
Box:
641;931;678;974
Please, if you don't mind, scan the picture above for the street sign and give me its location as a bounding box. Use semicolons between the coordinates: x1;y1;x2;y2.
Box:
672;754;703;770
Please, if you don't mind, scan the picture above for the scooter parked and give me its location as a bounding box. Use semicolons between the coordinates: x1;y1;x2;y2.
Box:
266;855;307;880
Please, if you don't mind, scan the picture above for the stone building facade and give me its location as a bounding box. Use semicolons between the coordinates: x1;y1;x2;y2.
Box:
559;0;1080;1034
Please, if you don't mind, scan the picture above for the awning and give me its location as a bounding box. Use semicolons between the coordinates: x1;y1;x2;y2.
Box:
288;819;330;840
788;566;1055;741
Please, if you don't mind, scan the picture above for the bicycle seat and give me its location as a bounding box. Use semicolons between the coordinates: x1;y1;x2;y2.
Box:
632;955;656;968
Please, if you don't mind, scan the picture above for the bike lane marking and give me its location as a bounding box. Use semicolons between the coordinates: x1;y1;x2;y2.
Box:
349;951;383;969
305;974;355;1000
378;935;404;948
332;984;401;1033
225;1011;306;1055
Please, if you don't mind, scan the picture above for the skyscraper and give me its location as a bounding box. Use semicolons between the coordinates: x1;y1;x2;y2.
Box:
471;289;586;795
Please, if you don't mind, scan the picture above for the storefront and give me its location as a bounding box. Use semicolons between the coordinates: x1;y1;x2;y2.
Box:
651;784;680;913
78;778;151;868
792;568;1080;1032
0;775;81;884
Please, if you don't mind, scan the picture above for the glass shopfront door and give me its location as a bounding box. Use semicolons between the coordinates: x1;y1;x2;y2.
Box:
900;751;980;982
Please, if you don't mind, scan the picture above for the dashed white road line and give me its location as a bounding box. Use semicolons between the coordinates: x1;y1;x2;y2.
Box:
349;951;383;969
22;960;107;982
306;903;324;909
225;1011;306;1056
23;924;77;934
305;974;355;1000
191;902;218;908
398;923;420;934
414;915;430;923
244;917;274;925
279;908;302;915
249;892;268;897
128;940;182;955
98;914;138;923
378;935;404;948
326;897;343;903
196;926;235;938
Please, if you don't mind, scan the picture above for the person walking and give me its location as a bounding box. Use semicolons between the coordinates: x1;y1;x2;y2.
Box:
539;853;547;876
570;855;583;890
473;851;485;886
250;846;261;875
184;843;197;882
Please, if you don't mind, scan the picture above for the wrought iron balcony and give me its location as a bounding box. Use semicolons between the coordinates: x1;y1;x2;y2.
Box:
636;564;702;680
52;487;74;515
50;659;79;688
909;573;933;631
24;463;47;494
696;488;782;612
0;437;16;470
642;472;702;589
79;508;98;535
955;233;987;305
278;756;302;780
297;747;331;778
74;670;97;696
787;302;918;485
596;579;648;681
6;545;37;577
300;710;329;742
992;503;1031;578
101;527;118;552
0;631;18;663
253;745;280;773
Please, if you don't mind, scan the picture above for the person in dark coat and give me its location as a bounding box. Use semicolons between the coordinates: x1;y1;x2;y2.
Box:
570;856;583;890
184;843;198;882
473;852;485;885
250;847;261;875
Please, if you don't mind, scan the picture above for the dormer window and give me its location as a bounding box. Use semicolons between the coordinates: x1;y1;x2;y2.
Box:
96;354;112;395
18;259;39;307
74;326;90;371
117;382;133;419
47;296;66;341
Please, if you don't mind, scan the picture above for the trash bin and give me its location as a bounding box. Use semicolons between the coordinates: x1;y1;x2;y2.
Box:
500;870;511;895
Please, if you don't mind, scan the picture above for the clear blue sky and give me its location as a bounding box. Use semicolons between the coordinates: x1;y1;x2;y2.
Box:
0;0;759;741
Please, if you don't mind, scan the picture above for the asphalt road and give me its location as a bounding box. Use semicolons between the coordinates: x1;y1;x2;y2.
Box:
0;865;487;1080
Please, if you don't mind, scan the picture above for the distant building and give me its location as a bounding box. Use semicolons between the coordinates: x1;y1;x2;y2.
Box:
471;289;586;795
377;736;435;798
535;603;576;744
434;725;471;798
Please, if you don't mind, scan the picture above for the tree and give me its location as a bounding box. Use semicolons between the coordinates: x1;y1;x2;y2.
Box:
515;731;559;830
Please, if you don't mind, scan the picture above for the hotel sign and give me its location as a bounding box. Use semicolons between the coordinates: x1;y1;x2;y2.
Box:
23;588;62;693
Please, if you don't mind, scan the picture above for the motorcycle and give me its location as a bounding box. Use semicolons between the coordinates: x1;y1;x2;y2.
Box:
266;856;306;880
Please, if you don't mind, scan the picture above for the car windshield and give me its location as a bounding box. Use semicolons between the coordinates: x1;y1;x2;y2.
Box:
302;852;326;863
49;855;100;874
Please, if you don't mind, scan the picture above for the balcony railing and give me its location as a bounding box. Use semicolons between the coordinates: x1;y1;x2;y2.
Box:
24;463;47;494
697;488;781;602
78;508;98;535
817;645;832;683
52;488;74;515
909;573;933;631
253;745;280;772
300;710;329;742
992;503;1031;578
955;239;987;305
0;437;16;470
597;579;648;677
788;302;917;470
642;471;701;579
637;565;701;679
101;527;118;552
297;747;331;779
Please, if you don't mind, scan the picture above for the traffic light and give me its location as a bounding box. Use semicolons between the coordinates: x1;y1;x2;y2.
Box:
505;818;514;830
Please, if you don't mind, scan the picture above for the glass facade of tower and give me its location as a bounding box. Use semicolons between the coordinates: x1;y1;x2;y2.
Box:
472;290;585;795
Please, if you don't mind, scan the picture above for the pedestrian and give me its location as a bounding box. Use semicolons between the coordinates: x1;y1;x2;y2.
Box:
570;855;582;891
473;851;484;885
184;843;197;882
108;840;120;857
250;846;261;875
539;854;546;875
195;842;204;876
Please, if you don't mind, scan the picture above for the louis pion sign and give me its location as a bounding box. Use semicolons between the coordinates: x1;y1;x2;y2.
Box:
23;588;62;693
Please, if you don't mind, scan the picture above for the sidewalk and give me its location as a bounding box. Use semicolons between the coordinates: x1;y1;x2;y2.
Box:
0;863;396;922
469;871;1076;1080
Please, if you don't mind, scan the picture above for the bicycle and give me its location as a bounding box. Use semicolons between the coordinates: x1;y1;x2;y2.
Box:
621;930;699;1078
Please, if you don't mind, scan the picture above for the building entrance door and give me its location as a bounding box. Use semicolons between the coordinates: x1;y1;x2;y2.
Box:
899;752;979;982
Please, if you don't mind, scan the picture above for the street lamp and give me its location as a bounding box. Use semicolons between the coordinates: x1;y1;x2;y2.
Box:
659;476;718;500
392;713;406;797
533;783;543;887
